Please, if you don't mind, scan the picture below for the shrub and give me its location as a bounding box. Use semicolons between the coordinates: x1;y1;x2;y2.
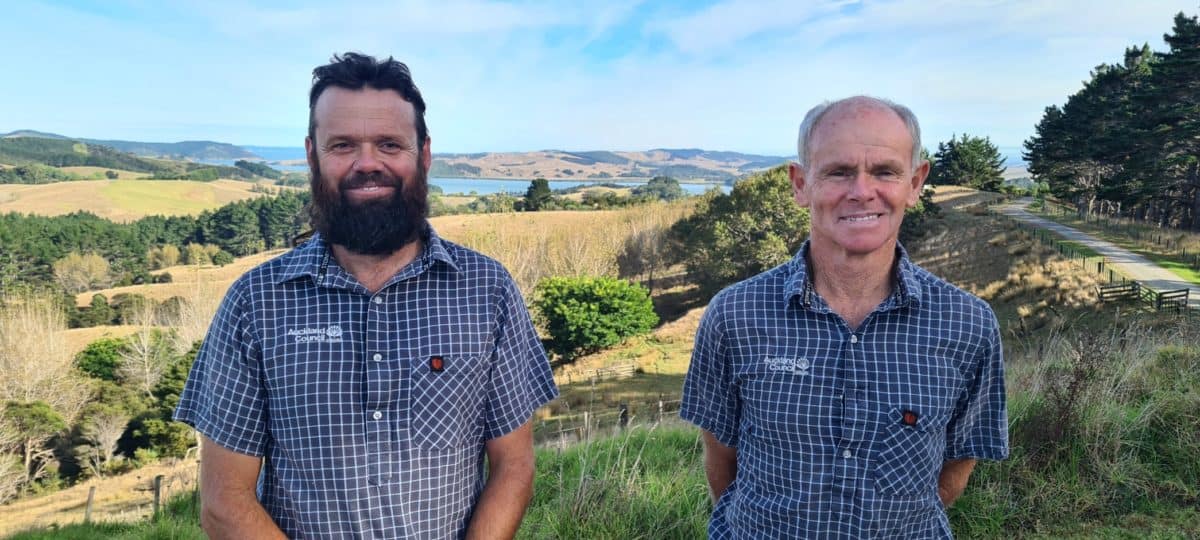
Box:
533;276;658;361
75;337;128;381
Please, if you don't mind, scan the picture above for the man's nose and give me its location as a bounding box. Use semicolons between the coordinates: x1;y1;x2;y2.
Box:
847;171;875;200
352;145;385;174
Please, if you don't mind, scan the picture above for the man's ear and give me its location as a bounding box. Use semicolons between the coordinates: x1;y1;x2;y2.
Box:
907;159;931;207
789;162;810;206
305;136;315;170
421;136;432;176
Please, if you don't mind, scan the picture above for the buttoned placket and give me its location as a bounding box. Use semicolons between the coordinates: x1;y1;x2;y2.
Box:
363;288;398;497
835;316;873;476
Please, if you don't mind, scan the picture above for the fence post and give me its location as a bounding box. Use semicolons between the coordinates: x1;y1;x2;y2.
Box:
582;411;591;442
152;474;164;519
657;400;665;423
84;485;96;523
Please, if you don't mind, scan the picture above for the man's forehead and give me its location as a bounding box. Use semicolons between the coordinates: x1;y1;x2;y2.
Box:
326;105;404;119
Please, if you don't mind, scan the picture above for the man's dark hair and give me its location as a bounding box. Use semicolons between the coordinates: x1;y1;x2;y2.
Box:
308;52;428;147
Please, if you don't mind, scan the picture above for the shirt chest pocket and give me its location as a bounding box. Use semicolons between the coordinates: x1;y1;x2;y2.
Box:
409;355;489;450
873;408;950;496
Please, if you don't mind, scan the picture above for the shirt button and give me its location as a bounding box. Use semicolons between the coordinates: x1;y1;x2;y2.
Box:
850;334;859;344
372;411;382;420
372;353;382;362
372;296;383;305
842;449;852;459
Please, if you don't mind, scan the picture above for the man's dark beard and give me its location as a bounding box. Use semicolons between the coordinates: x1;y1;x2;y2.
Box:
309;155;428;256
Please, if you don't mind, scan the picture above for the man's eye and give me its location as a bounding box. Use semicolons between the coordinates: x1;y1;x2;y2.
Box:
329;142;352;151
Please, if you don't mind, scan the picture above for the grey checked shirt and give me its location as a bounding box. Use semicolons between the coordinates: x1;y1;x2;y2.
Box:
175;228;558;539
682;242;1008;539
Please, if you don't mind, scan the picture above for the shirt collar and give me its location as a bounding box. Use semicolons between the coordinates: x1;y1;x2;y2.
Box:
783;240;922;310
274;224;460;286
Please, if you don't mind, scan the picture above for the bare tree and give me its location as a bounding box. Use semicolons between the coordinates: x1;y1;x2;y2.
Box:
0;291;89;421
164;267;222;354
117;300;175;397
77;408;130;477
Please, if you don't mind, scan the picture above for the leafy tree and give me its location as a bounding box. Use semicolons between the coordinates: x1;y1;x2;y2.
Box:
3;401;66;486
75;337;128;381
203;203;263;256
211;250;235;266
81;293;116;327
533;276;658;361
669;166;808;294
632;176;685;201
929;134;1006;192
523;178;553;211
104;170;118;180
182;243;210;265
146;244;181;270
52;252;110;293
1023;9;1200;228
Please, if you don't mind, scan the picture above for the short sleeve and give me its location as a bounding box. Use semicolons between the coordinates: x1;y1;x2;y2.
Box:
482;277;558;440
173;280;269;457
680;297;740;447
945;307;1008;461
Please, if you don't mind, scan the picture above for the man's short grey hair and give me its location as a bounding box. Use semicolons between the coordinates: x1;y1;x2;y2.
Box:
795;96;922;171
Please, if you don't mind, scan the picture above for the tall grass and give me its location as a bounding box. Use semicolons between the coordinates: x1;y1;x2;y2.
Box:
444;202;691;298
951;314;1200;538
520;423;709;539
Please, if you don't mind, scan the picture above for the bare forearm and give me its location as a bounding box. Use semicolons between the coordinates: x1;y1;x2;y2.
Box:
201;495;287;540
937;458;977;507
465;459;534;540
701;431;737;504
704;458;736;503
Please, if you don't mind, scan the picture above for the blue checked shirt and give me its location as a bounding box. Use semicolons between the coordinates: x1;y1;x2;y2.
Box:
681;242;1008;539
174;228;558;539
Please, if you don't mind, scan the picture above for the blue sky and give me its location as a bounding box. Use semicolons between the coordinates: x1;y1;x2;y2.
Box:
1;0;1195;156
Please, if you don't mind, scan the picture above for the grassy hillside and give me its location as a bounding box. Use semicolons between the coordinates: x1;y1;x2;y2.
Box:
0;179;278;222
0;138;167;173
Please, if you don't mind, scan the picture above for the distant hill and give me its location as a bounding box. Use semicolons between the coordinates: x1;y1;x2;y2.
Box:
432;148;789;181
0;137;268;183
1;130;255;160
2;132;789;182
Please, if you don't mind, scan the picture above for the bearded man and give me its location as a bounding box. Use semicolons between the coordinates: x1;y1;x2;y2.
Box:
175;52;558;539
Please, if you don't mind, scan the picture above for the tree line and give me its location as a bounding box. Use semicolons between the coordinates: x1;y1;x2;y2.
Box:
0;190;310;296
1023;10;1200;229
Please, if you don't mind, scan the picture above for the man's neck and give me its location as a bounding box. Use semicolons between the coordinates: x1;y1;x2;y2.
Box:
329;239;423;294
807;242;898;330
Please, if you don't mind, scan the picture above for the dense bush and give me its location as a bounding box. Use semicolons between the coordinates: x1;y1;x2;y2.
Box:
669;165;808;295
533;276;658;361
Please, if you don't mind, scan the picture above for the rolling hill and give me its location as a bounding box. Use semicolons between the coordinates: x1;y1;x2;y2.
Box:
1;130;255;160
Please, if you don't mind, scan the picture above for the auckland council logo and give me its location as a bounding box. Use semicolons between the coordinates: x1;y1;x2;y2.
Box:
764;356;810;375
287;325;344;343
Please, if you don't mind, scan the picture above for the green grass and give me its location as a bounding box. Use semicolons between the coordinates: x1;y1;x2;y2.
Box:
99;180;225;215
520;423;709;539
1034;203;1200;286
